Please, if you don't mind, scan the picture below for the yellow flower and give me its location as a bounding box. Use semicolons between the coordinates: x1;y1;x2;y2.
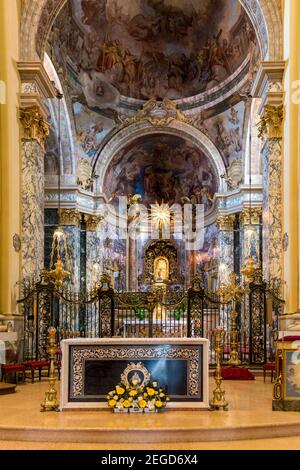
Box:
147;388;155;396
166;397;170;402
155;400;163;408
108;399;117;408
144;393;148;398
139;400;147;409
116;386;125;395
123;400;131;408
129;390;137;397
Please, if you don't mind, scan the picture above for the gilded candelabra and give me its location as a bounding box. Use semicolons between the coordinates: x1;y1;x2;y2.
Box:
41;327;60;412
217;272;244;366
210;327;228;411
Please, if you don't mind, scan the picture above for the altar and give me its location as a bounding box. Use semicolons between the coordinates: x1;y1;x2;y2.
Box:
60;338;209;410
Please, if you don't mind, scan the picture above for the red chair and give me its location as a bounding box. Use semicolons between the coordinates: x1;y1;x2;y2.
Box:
22;360;50;384
262;363;276;383
1;364;26;384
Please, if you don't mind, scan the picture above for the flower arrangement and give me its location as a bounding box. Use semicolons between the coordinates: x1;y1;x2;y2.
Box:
106;379;170;412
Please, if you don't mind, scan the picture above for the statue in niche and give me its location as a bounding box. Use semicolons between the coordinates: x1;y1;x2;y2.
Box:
154;257;169;283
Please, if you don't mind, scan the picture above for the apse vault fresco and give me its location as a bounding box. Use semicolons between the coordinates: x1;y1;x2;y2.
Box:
50;0;257;102
103;134;218;209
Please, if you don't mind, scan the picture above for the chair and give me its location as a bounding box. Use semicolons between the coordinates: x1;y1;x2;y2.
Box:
1;364;26;384
22;360;50;384
262;363;276;383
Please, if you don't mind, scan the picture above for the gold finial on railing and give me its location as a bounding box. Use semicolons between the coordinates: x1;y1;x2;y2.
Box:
41;327;59;412
217;272;243;366
210;327;228;411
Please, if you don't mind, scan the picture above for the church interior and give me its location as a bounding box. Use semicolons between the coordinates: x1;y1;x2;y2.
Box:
1;0;300;451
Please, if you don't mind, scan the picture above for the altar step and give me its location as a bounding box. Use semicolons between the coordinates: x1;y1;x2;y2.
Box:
0;383;16;395
0;417;300;444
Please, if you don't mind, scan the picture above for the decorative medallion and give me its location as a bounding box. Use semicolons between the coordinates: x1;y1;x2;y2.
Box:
283;233;289;252
13;234;21;253
120;362;151;387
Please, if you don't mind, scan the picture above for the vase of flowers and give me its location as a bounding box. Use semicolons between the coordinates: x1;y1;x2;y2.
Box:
106;379;170;413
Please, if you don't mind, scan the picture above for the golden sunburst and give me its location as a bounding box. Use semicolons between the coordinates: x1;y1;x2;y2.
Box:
150;202;171;231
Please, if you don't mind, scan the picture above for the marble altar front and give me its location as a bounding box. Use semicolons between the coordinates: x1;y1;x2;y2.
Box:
60;338;209;410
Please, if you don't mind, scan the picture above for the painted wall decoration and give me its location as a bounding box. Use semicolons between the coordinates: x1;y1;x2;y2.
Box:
103;134;218;209
202;101;245;167
50;0;258;103
73;102;115;159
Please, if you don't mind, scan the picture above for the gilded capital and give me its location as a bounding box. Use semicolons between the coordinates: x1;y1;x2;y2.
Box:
257;105;283;139
84;214;104;231
20;106;50;150
240;208;262;226
216;214;235;231
60;209;81;227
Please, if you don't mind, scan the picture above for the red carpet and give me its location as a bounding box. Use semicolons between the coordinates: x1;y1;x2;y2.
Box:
221;367;255;380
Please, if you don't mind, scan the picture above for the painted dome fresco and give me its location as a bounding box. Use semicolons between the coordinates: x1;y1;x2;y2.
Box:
49;0;259;103
103;134;218;209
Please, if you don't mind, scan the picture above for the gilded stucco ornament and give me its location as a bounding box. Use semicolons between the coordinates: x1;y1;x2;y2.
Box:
20;106;50;150
257;104;283;139
216;215;235;231
77;158;93;191
125;99;188;127
59;209;81;227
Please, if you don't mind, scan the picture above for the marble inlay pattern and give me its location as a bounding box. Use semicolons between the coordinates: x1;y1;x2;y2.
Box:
262;138;282;291
70;345;201;399
21;140;45;279
62;226;81;290
86;231;101;291
218;231;234;280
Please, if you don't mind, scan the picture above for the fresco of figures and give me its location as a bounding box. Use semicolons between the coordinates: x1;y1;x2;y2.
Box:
103;134;218;210
50;0;259;103
202;101;245;166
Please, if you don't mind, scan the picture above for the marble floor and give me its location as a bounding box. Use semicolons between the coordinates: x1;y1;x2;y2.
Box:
0;377;300;450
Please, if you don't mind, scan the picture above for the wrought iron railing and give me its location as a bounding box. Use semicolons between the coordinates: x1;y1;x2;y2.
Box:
18;272;284;366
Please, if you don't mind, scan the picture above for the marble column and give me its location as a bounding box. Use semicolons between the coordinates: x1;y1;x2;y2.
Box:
20;107;50;281
240;207;262;271
216;215;235;283
258;108;283;292
252;62;284;295
60;209;82;290
85;215;103;291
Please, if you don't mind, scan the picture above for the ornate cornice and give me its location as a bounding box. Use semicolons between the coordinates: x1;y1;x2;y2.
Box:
60;209;81;227
251;61;285;111
84;214;104;231
216;215;235;231
240;208;262;226
20;106;50;150
257;104;284;139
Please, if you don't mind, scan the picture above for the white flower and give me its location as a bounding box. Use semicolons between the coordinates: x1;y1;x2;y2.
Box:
160;393;165;398
152;382;158;387
114;395;118;401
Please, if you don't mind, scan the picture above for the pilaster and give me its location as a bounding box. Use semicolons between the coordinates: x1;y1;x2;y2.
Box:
252;61;284;294
84;215;104;291
216;215;235;283
19;62;57;281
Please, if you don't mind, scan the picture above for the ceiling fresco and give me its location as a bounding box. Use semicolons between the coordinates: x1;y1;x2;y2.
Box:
49;0;258;103
45;0;259;190
103;134;218;209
